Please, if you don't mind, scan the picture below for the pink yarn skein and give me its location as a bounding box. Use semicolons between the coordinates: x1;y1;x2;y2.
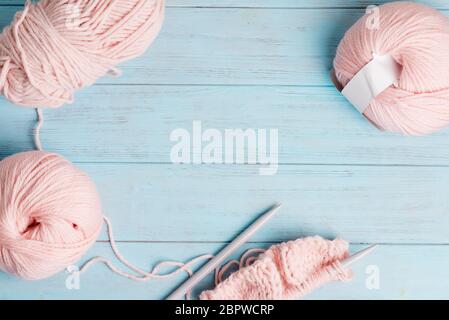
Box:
0;0;164;108
334;2;449;136
0;151;103;280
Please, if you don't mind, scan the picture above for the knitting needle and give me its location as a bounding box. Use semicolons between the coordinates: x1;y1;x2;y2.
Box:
341;244;378;268
327;243;378;278
166;203;282;300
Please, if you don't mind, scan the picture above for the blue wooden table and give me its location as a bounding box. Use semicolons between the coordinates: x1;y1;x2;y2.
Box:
1;0;449;300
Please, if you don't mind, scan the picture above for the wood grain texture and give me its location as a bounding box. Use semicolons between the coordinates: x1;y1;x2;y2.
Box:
0;243;447;300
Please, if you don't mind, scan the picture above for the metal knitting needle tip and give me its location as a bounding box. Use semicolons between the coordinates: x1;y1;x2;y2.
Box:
341;244;378;269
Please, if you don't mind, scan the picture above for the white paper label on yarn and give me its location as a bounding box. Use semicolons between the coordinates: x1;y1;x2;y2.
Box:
341;54;401;113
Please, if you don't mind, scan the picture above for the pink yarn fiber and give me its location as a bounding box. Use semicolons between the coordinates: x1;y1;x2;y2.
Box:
200;236;352;300
0;151;103;280
0;0;164;108
334;2;449;136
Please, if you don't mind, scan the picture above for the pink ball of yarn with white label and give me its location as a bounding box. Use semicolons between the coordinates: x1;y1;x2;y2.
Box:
0;151;103;280
0;0;164;108
334;1;449;136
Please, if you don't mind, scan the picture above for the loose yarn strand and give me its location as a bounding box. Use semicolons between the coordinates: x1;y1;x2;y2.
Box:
214;248;265;285
79;216;214;298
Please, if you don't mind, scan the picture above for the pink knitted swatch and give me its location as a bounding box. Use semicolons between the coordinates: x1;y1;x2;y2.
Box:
200;236;352;300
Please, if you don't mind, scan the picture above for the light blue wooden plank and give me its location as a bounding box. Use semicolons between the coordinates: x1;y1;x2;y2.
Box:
3;85;449;165
0;243;447;299
19;162;443;244
2;1;449;9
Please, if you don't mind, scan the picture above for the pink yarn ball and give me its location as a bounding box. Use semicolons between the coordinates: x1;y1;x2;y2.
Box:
334;2;449;136
0;0;164;108
0;151;103;280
